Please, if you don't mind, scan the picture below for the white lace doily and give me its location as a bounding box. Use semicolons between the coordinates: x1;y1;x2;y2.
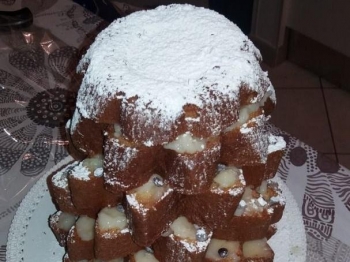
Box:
6;156;306;262
6;156;74;262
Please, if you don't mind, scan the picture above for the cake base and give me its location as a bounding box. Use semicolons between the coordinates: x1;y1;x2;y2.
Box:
6;156;306;262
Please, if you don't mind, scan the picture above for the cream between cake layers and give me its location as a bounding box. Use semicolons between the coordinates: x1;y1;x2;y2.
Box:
47;4;287;262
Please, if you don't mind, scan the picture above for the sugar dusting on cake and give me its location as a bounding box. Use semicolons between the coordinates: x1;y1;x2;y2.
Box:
267;135;286;154
126;188;173;216
76;4;272;145
52;162;79;188
70;162;91;181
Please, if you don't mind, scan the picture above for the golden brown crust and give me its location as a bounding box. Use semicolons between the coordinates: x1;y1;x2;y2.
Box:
241;164;266;188
242;149;284;188
270;202;285;225
162;136;221;195
153;234;208;262
94;93;123;124
47;167;80;215
181;184;244;229
103;129;162;192
262;97;276;117
94;227;141;260
49;212;70;247
264;150;284;180
68;171;122;218
66;226;95;261
220;115;268;167
239;84;259;107
213;210;272;242
69;113;106;157
266;225;277;240
125;188;181;247
116;92;240;146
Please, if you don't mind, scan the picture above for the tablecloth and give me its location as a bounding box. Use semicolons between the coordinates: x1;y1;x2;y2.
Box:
0;1;350;261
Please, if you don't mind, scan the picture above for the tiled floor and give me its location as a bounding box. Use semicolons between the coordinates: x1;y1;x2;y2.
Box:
261;61;350;170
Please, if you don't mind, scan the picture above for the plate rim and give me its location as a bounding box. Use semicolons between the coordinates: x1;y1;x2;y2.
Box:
6;155;74;262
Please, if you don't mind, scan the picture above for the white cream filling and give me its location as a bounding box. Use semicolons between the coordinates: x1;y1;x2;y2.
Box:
170;216;196;240
260;90;273;106
213;166;241;188
82;154;103;173
57;212;76;231
134;250;159;262
257;180;268;195
76;216;95;241
97;206;127;231
225;103;260;132
242;238;271;258
132;174;167;204
225;90;272;132
234;187;267;216
113;124;122;138
205;239;241;261
163;132;206;154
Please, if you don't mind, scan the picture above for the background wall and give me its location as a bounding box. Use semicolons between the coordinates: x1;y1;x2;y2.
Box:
287;0;350;58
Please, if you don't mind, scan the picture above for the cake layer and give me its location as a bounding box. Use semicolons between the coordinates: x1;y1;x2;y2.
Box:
47;162;80;215
67;110;106;158
103;124;161;192
74;4;274;146
153;216;212;262
126;175;180;246
68;157;123;217
181;165;245;228
49;211;76;247
95;207;141;260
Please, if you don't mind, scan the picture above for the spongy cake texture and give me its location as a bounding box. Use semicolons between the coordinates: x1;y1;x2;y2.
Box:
47;4;289;262
73;4;274;146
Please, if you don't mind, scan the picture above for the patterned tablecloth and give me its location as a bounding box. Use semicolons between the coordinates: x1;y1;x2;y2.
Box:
0;1;350;261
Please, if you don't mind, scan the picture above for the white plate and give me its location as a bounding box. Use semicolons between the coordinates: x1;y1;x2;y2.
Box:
6;156;306;262
6;156;73;262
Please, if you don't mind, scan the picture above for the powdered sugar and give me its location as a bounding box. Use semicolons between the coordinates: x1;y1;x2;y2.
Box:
76;4;271;145
51;162;78;188
172;230;213;253
69;109;81;133
100;227;129;239
126;187;173;216
107;138;139;172
94;167;103;177
267;135;286;154
70;162;90;181
126;194;148;216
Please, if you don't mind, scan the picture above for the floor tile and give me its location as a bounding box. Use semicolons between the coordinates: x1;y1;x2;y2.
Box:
262;61;321;89
324;88;350;153
321;78;338;88
337;154;350;170
270;89;334;153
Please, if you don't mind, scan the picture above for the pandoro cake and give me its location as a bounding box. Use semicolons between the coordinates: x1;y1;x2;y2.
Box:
48;4;287;262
